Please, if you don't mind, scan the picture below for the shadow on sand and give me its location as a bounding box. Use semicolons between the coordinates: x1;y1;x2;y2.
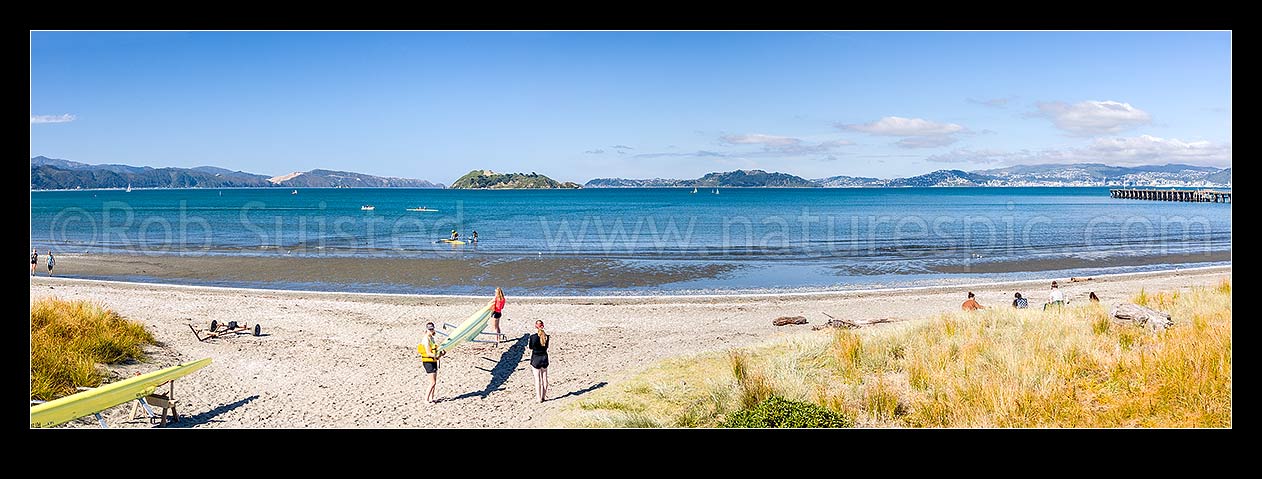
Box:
165;394;259;428
551;382;608;401
452;334;529;400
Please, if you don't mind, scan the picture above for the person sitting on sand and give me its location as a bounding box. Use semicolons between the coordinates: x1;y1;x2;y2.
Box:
529;320;550;403
488;287;507;344
31;248;38;276
1044;281;1066;310
1012;292;1028;309
46;251;55;277
419;322;446;404
1089;292;1100;303
962;292;984;311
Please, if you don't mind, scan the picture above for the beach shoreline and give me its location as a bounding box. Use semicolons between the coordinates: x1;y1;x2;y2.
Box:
30;265;1230;428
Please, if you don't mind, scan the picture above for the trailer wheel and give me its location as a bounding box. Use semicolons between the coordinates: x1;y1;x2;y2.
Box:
254;324;262;336
209;320;218;331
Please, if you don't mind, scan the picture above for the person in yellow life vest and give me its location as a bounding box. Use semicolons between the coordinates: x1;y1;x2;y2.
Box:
419;322;446;404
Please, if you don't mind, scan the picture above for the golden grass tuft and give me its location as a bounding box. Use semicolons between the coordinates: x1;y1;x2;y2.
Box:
562;278;1231;428
30;298;156;401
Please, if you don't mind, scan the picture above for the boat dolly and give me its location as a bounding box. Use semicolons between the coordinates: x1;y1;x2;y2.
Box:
188;320;262;341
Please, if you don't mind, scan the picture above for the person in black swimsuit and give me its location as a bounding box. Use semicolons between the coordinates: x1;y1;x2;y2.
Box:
529;320;550;403
31;248;38;276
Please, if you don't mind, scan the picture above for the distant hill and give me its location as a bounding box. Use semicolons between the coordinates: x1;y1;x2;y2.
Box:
588;164;1232;188
888;169;992;187
585;170;815;188
812;175;886;187
689;170;816;187
974;163;1231;186
266;169;442;188
584;178;687;188
450;170;580;189
29;156;443;190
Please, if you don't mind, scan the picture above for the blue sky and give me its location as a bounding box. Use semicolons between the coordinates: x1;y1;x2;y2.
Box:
30;31;1231;184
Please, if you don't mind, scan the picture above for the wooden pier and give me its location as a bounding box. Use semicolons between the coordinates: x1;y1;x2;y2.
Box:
1110;188;1231;203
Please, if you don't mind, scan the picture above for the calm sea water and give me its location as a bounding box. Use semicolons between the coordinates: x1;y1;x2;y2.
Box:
30;187;1232;294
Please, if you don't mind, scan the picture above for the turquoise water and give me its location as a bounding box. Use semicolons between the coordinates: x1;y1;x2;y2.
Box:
30;187;1232;294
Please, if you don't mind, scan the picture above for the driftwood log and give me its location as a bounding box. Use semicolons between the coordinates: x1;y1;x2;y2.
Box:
1110;303;1173;332
772;316;808;326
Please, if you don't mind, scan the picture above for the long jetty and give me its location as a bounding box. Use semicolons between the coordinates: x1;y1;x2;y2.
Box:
1110;188;1231;203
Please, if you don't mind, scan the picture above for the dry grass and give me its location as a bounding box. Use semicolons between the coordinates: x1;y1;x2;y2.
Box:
564;279;1231;428
30;298;156;401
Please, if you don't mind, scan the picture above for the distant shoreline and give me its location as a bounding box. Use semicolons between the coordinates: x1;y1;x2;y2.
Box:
31;184;1233;192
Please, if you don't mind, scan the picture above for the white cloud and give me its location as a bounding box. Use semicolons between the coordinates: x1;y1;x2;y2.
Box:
967;97;1012;108
842;116;965;136
897;136;958;149
926;149;1012;164
719;133;853;155
30;114;76;124
927;135;1230;167
1084;134;1229;166
720;133;799;146
841;116;967;149
1031;100;1151;136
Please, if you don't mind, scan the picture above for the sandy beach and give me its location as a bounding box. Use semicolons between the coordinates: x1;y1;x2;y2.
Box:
29;265;1230;428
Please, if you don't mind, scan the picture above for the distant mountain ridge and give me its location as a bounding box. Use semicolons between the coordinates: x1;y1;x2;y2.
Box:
588;164;1231;188
29;156;443;190
449;170;581;189
586;169;815;188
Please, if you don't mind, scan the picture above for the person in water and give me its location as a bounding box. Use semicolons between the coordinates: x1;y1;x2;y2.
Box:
31;248;38;276
471;231;478;243
489;287;507;344
961;291;984;311
419;322;446;404
1012;292;1029;309
450;230;459;241
46;251;55;277
529;320;550;403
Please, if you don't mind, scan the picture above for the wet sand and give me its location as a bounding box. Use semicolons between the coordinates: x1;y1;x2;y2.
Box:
29;265;1230;428
46;253;740;293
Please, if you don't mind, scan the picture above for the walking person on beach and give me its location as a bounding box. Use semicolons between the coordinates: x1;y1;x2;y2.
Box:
961;292;984;311
529;320;550;403
489;287;507;344
419;322;446;404
46;251;55;277
1012;292;1029;309
31;248;38;276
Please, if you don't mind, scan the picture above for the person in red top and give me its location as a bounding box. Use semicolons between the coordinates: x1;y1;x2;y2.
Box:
489;287;507;344
961;291;984;311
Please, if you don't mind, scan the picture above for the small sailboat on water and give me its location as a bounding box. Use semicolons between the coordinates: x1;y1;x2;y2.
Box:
291;189;298;195
126;183;132;193
690;187;698;194
713;188;719;195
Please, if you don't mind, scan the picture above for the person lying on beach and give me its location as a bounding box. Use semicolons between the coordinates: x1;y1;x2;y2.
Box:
419;322;446;404
962;292;984;311
1012;292;1028;309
